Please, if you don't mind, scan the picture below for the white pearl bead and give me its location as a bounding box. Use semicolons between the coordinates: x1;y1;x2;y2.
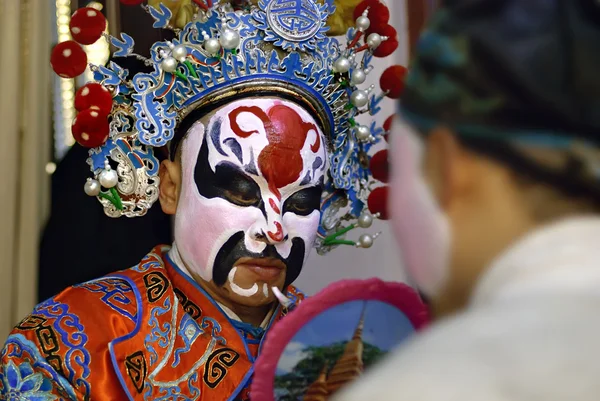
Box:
161;57;178;73
172;45;188;61
99;169;118;188
350;89;368;107
333;57;351;73
350;69;366;85
84;178;101;196
204;38;221;55
356;15;371;31
219;28;240;50
367;33;382;49
358;234;374;248
355;125;370;141
357;212;374;228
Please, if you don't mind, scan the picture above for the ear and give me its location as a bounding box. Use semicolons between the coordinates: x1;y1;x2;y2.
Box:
159;159;181;215
423;126;473;210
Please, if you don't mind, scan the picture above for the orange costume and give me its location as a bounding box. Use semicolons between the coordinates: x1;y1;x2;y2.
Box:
0;246;303;400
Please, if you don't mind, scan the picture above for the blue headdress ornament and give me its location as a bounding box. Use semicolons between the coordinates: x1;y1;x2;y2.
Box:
57;0;400;254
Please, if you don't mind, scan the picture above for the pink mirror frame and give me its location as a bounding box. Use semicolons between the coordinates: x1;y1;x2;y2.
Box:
251;278;430;401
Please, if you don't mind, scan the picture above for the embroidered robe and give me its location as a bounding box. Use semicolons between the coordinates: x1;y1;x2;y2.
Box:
0;246;303;400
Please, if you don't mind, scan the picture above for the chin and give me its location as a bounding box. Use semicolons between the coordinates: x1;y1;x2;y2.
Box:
231;292;278;308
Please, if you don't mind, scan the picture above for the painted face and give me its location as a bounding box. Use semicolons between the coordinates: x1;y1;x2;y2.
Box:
174;98;327;303
389;117;451;297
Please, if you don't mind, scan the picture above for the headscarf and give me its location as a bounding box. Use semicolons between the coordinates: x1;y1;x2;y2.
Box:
402;0;600;147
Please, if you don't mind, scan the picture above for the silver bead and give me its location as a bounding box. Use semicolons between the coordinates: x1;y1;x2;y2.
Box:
161;57;178;73
357;212;374;228
358;234;374;248
172;45;188;61
355;125;370;141
84;178;101;197
367;33;382;49
99;168;118;188
204;37;221;55
356;15;371;31
350;69;366;85
219;28;240;50
333;57;351;73
350;89;369;108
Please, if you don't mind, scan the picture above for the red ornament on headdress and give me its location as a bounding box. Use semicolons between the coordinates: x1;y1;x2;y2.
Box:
354;0;390;30
370;24;398;57
380;65;408;99
75;83;113;115
383;114;393;142
50;41;88;78
70;7;107;45
369;150;389;183
119;0;144;5
72;108;110;148
368;186;389;219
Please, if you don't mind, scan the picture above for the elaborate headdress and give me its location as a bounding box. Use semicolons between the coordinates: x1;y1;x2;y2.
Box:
50;0;405;254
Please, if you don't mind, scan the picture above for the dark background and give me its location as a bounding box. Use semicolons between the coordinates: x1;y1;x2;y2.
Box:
38;1;173;301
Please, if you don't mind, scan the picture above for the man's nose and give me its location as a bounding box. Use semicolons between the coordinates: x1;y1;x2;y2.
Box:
250;202;288;245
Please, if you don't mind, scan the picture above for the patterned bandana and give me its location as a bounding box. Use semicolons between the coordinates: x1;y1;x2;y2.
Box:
400;0;600;147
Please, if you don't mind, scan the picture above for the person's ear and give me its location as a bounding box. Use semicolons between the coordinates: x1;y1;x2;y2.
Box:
423;126;474;211
159;159;181;215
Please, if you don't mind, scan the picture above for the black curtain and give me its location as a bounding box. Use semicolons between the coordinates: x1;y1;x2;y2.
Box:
38;54;172;302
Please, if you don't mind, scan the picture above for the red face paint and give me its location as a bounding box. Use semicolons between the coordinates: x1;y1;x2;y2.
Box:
228;104;321;199
269;198;281;214
267;221;284;242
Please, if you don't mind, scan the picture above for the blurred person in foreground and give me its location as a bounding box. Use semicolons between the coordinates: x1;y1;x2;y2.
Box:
334;0;600;399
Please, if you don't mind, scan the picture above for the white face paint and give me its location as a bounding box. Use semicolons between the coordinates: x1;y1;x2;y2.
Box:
174;98;328;294
389;117;452;297
228;267;259;297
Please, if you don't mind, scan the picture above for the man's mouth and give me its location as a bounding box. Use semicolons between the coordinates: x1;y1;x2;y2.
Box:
235;257;286;281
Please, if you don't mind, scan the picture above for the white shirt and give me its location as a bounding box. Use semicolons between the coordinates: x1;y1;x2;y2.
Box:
332;217;600;401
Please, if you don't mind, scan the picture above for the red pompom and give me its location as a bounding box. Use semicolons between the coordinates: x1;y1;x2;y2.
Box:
75;83;113;115
368;186;389;220
370;24;398;57
50;41;88;78
119;0;145;5
70;7;107;45
72;108;109;148
383;115;393;142
383;115;393;131
380;65;408;99
370;150;389;183
354;0;390;28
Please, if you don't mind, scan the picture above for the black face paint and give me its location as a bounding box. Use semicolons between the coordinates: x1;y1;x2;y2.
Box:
195;137;266;214
212;232;306;288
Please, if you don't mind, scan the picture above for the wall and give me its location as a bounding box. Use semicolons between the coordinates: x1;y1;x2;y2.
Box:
295;0;411;295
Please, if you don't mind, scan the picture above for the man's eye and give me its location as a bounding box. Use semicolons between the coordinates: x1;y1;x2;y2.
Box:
224;189;260;206
223;178;261;207
283;187;322;216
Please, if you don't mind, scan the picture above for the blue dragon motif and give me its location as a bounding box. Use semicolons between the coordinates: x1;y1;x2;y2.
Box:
172;315;202;368
145;297;172;366
31;299;92;397
74;278;137;323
